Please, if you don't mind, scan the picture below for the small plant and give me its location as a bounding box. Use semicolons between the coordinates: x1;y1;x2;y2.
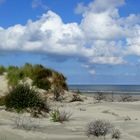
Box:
13;115;40;131
70;94;83;102
94;92;106;103
111;128;121;140
50;109;72;123
120;94;133;102
5;84;49;113
87;119;113;140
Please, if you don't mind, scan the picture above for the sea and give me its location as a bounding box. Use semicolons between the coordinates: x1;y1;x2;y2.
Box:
68;85;140;94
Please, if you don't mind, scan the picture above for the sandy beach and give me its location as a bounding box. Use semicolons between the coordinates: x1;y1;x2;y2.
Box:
0;75;140;140
0;94;139;140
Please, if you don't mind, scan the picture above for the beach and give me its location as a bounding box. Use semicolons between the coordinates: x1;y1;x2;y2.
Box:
0;75;140;140
0;93;140;140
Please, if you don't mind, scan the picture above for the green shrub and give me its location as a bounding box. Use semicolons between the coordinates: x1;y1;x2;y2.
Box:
33;78;51;90
5;84;49;113
0;65;6;75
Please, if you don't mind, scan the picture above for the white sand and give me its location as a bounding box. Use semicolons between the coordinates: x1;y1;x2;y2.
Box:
0;99;139;140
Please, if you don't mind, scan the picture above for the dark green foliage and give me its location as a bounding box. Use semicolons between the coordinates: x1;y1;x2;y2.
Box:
0;65;6;75
0;96;6;106
32;65;51;90
33;78;51;90
5;84;49;113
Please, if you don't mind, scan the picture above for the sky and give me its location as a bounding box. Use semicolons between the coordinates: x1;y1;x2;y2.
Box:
0;0;140;85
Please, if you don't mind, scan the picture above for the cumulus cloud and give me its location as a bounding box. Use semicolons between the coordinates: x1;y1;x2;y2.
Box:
1;0;140;75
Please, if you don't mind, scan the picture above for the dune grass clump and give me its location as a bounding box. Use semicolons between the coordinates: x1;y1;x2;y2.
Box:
50;109;72;123
87;119;113;140
7;66;25;87
4;84;50;113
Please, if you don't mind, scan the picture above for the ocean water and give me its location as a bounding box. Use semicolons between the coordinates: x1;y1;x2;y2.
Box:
68;85;140;93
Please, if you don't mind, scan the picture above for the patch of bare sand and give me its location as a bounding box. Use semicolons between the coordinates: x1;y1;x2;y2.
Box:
0;74;9;96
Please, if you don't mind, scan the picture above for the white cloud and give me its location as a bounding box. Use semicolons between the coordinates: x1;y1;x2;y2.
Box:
0;0;5;4
32;0;48;10
1;0;140;75
89;69;96;75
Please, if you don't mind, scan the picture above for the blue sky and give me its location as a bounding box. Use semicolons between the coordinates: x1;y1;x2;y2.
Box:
0;0;140;84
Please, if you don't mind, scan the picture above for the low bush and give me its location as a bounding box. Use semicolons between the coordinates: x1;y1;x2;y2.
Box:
50;109;72;123
87;119;113;140
5;84;49;113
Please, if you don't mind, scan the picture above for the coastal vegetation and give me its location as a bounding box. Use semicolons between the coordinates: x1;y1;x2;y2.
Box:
0;63;68;91
4;84;50;114
0;63;68;117
87;119;121;140
50;109;72;123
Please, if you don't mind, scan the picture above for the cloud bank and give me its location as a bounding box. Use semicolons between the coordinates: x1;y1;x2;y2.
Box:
1;0;140;74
